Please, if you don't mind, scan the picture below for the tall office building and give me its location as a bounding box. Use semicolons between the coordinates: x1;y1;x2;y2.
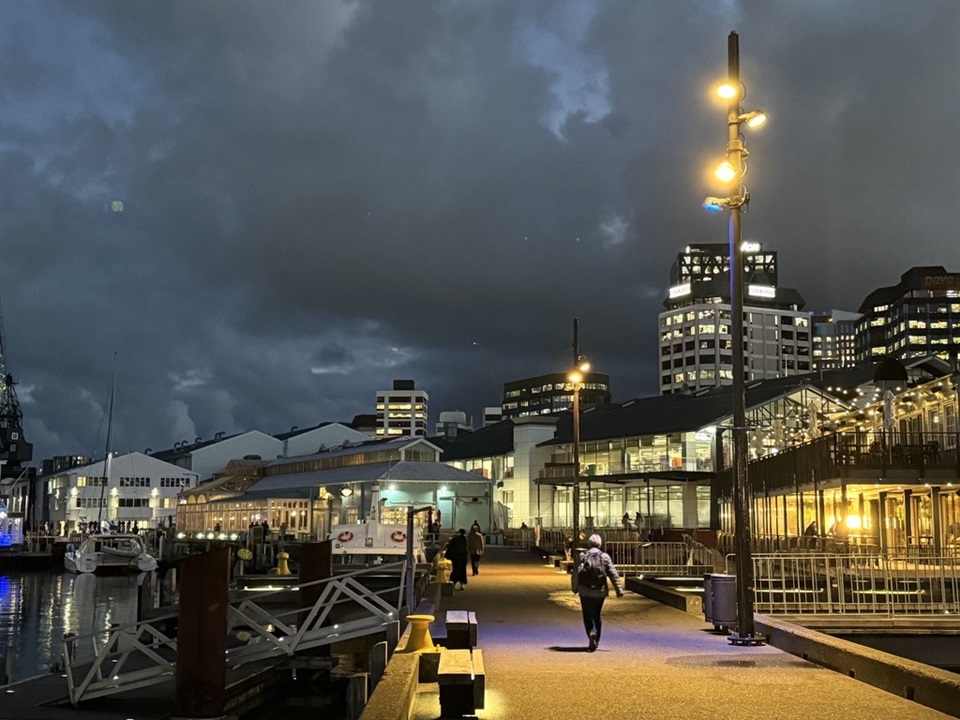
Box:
658;242;811;394
375;380;429;437
810;310;861;370
501;371;611;419
856;266;960;365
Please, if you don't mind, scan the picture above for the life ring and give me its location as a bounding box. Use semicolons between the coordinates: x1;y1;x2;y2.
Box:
390;530;406;543
338;530;354;543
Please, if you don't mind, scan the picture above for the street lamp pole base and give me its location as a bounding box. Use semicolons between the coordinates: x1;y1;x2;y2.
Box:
728;632;766;647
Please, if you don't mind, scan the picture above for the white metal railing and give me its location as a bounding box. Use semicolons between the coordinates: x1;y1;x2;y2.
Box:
62;562;406;706
605;541;713;577
751;553;960;615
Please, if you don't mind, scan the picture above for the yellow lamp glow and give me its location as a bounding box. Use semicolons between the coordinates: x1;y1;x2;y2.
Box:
716;82;738;100
568;371;583;384
715;161;738;183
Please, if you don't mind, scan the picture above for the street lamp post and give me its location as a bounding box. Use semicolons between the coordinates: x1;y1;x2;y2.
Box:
569;356;590;552
703;31;766;646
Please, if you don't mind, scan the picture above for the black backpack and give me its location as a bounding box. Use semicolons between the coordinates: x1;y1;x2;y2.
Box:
577;552;606;590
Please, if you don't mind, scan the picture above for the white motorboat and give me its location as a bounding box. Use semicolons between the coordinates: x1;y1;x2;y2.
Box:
64;533;158;574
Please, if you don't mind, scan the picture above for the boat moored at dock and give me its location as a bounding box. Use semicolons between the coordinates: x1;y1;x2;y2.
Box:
63;533;158;574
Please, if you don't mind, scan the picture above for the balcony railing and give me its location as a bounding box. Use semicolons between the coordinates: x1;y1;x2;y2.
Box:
716;431;960;495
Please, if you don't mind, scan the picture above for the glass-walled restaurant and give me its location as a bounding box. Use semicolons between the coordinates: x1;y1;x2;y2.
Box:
541;432;716;530
717;374;960;554
540;382;848;532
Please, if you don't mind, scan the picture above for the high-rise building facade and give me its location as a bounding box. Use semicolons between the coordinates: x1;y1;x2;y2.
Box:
856;266;960;365
375;379;429;437
658;242;811;394
810;310;861;370
501;372;611;419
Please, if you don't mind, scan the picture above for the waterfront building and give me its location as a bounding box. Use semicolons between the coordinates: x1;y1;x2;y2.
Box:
43;452;199;535
149;430;283;481
716;359;960;554
177;436;495;539
501;371;611;419
659;241;811;394
437;376;847;530
149;423;368;481
810;309;861;370
855;266;960;366
376;380;429;437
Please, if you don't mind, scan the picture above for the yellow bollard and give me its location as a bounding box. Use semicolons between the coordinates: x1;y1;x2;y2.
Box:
275;551;292;576
435;552;452;584
398;614;435;653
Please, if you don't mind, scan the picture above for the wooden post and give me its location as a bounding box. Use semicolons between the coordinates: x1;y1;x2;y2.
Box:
174;547;230;720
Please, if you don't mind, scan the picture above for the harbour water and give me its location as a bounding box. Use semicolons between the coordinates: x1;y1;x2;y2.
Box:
0;570;140;685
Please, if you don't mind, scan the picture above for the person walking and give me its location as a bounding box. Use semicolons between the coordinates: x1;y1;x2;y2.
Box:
572;533;624;652
445;528;470;590
467;525;485;576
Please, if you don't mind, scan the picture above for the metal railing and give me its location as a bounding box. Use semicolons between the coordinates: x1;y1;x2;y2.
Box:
750;552;960;615
605;540;712;577
62;562;406;706
716;431;960;496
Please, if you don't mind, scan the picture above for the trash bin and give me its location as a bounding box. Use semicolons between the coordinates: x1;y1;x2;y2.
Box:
702;573;714;624
709;573;737;628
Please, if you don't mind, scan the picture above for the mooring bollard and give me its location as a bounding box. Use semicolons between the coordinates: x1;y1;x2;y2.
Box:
275;550;292;575
397;614;435;653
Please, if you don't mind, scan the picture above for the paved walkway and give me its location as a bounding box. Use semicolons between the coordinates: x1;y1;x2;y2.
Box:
413;545;954;720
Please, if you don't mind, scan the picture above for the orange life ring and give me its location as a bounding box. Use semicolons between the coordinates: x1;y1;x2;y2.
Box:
337;530;354;543
390;530;407;543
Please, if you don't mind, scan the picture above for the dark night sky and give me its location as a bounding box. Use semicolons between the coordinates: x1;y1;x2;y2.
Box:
2;1;959;464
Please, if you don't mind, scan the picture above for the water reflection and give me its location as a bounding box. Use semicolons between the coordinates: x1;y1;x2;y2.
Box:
0;571;139;684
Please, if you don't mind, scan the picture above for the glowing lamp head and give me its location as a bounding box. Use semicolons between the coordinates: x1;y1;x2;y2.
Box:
702;197;726;213
568;371;583;385
742;110;768;129
714;161;738;183
716;82;738;100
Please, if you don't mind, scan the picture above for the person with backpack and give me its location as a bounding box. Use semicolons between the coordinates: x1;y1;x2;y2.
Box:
572;533;624;652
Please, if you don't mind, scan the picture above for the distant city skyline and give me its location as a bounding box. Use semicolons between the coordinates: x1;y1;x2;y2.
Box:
2;2;959;464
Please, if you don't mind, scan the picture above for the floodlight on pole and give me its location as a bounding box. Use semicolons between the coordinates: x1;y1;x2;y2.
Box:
701;30;766;647
569;354;589;552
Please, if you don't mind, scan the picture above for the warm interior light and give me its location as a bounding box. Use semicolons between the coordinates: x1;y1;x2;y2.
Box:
716;82;738;100
714;161;737;182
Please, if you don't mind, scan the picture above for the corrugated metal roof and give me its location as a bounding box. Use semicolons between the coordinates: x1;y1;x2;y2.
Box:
245;460;485;495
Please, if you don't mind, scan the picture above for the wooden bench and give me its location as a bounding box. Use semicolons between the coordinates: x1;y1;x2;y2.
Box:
444;610;477;649
438;648;484;718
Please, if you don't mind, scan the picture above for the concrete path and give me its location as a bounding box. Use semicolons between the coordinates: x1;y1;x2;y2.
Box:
413;545;954;720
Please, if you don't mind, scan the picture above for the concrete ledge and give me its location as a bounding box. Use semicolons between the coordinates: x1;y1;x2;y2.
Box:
359;652;419;720
626;577;703;616
757;614;960;718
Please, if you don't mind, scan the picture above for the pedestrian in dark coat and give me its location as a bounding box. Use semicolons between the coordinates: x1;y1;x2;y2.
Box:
572;533;624;652
445;528;469;590
467;526;485;576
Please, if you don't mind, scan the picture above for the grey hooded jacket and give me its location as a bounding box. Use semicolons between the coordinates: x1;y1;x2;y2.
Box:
571;547;624;598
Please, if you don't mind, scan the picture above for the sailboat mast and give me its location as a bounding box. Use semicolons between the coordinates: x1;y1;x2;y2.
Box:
96;353;117;530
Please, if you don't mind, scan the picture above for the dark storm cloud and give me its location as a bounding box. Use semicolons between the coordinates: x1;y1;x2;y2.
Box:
2;1;959;464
